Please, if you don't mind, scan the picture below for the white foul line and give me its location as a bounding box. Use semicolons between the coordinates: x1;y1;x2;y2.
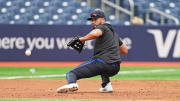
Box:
0;69;177;79
0;74;66;80
118;69;177;74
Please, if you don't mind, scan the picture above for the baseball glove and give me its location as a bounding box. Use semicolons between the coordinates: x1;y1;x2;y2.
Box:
67;37;84;53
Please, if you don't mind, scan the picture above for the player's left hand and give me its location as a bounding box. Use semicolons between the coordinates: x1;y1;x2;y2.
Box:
67;36;84;53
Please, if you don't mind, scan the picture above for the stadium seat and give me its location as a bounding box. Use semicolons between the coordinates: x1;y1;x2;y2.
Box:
0;0;179;25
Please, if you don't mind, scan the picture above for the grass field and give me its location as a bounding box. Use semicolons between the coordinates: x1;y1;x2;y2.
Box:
0;66;180;101
0;66;180;80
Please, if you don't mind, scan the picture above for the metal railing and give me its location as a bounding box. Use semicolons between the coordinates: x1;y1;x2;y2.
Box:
146;7;180;25
101;0;135;20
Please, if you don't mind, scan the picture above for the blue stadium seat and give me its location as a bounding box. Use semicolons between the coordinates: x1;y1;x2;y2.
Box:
133;0;179;25
0;0;179;25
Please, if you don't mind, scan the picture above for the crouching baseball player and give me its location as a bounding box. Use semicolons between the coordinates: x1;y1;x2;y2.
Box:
57;9;128;93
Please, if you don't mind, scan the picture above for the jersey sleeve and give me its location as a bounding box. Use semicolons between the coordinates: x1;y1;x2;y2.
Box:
95;25;106;34
119;38;123;46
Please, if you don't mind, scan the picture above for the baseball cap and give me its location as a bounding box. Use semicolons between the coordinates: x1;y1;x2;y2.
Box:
87;9;105;20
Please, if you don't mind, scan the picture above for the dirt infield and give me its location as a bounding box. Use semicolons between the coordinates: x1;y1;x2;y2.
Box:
0;61;180;67
0;80;180;100
0;61;180;100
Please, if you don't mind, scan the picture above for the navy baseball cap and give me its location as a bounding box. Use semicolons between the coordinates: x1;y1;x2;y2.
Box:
87;9;105;20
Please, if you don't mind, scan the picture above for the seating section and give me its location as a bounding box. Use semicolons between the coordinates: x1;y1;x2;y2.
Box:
0;0;94;25
132;0;180;24
0;0;179;25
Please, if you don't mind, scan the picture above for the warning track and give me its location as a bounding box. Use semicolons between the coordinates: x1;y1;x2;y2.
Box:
0;61;179;67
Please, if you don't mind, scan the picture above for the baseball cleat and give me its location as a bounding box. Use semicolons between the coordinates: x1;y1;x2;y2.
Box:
99;82;113;93
57;83;78;93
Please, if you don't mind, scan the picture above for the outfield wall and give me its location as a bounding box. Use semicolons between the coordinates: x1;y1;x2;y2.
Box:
0;25;179;61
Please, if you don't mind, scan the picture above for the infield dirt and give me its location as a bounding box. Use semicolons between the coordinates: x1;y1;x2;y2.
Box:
0;61;180;67
0;80;180;100
0;61;180;100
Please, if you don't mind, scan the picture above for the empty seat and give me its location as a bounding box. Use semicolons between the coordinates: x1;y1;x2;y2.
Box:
0;0;178;25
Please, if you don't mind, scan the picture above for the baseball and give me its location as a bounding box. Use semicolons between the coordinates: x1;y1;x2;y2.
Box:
25;49;31;56
29;68;36;74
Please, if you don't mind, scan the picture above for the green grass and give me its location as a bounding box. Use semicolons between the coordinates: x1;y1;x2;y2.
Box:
0;66;180;80
112;67;180;80
0;67;71;76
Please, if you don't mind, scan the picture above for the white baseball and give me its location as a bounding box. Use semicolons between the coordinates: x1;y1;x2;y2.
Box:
25;49;31;56
29;68;36;74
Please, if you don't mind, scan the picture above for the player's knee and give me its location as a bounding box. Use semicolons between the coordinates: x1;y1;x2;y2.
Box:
66;71;77;79
66;71;78;84
66;71;74;77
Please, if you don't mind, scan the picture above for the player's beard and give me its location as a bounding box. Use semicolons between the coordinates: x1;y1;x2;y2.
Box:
99;20;103;25
92;19;103;28
94;20;103;28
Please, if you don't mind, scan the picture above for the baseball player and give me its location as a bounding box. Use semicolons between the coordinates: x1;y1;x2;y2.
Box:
57;9;128;93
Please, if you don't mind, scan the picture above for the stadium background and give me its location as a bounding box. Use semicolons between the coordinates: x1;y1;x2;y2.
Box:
0;0;180;101
0;0;180;61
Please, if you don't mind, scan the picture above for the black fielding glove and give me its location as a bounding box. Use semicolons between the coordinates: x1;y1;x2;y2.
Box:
67;37;84;53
